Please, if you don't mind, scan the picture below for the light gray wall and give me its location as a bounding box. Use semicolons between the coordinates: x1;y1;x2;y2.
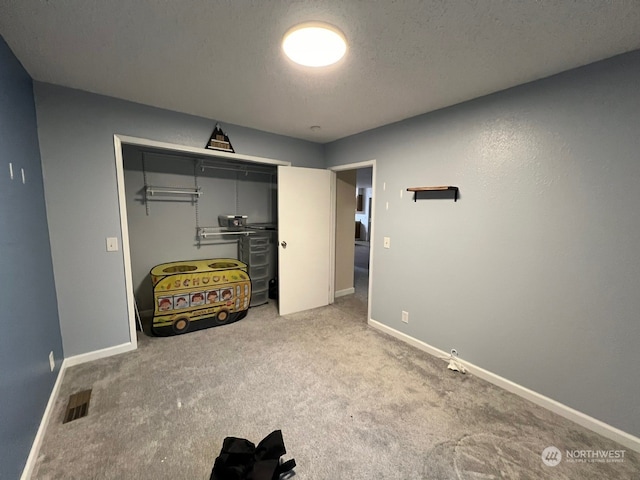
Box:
325;50;640;438
0;37;63;478
34;83;324;357
356;167;372;188
123;147;277;311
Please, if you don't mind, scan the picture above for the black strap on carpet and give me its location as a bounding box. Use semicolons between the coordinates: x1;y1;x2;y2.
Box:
210;429;296;480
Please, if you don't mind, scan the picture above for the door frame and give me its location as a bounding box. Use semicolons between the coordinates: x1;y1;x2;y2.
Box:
328;160;376;321
113;134;291;347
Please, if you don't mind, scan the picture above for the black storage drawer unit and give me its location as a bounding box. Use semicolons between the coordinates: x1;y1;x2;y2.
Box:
239;231;275;306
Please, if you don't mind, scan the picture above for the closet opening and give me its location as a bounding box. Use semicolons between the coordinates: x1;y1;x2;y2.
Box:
119;142;282;335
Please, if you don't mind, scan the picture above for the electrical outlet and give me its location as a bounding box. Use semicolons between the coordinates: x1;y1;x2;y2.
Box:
49;351;55;372
402;311;409;323
383;237;390;248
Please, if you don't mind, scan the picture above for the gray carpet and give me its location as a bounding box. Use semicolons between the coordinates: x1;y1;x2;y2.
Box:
351;242;369;310
354;243;369;270
32;297;638;479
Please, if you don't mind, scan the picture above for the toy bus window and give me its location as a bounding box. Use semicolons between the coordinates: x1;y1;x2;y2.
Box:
174;295;189;309
221;288;233;300
191;292;205;306
158;297;173;311
206;290;219;304
163;265;197;273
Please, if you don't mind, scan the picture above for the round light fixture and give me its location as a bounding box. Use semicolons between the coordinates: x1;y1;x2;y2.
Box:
282;22;347;67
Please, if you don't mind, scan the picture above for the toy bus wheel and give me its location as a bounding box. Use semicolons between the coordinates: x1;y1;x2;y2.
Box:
216;309;229;323
172;317;190;334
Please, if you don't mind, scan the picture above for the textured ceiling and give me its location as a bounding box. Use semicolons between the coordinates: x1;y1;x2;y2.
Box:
1;1;640;143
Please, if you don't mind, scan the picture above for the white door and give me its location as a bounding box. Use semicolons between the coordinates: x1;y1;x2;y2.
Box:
278;166;334;315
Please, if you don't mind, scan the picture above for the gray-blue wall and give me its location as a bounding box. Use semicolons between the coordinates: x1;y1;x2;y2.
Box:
325;50;640;438
33;83;325;358
0;37;63;479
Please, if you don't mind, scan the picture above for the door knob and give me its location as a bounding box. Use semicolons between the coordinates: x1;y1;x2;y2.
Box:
280;241;287;248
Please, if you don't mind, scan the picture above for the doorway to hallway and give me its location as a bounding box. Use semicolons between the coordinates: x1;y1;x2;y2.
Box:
353;239;370;309
331;162;375;320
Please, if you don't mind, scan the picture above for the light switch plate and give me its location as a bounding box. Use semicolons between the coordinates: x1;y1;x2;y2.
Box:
106;237;119;252
383;237;390;249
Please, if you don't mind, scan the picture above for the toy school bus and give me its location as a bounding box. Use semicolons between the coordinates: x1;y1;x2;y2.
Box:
150;259;251;336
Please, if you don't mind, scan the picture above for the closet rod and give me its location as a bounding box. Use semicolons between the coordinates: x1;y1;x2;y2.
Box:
145;186;202;196
198;231;255;238
199;163;275;176
138;149;275;175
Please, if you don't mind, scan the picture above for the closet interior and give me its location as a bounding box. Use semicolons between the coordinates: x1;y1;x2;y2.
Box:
122;144;278;320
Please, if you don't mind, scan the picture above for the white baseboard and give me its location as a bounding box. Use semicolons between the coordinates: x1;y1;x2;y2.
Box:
368;318;640;453
20;341;137;478
64;342;136;368
20;359;68;480
335;287;355;298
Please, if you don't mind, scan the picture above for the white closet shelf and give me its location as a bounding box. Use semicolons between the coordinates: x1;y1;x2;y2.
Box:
145;185;202;197
197;227;255;239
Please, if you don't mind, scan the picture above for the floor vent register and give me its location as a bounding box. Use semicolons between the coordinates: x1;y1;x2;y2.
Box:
63;389;92;423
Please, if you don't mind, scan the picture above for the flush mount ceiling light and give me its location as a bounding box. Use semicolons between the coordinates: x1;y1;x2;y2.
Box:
282;22;347;67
